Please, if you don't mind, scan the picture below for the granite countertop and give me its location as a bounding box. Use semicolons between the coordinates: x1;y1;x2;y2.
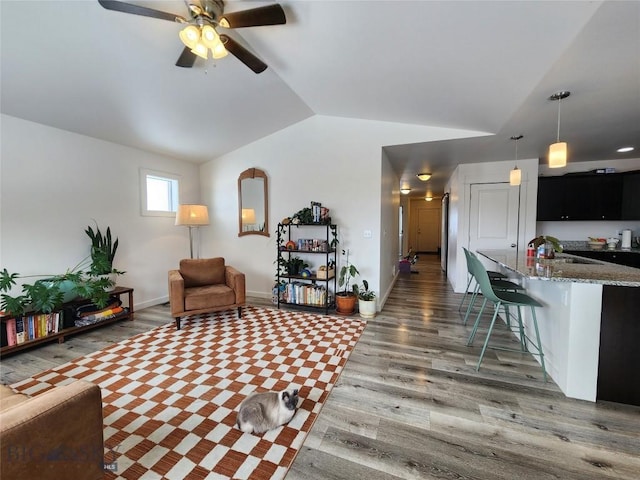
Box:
477;249;640;287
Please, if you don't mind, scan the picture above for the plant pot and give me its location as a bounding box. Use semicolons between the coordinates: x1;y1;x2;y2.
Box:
335;293;357;315
42;279;78;303
358;298;376;318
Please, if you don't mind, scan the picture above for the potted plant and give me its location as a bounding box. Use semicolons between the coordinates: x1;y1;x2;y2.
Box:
355;279;376;318
85;223;123;288
278;256;309;276
0;224;124;317
528;235;563;258
336;249;359;315
1;266;115;317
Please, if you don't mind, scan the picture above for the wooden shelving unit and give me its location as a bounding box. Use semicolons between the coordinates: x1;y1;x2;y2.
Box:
0;286;134;357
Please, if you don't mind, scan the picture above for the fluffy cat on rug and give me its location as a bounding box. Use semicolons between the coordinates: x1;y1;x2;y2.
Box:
236;388;299;433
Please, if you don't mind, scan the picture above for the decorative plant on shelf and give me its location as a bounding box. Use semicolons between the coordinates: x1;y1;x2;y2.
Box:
0;224;124;317
0;265;114;316
85;223;124;276
278;256;309;276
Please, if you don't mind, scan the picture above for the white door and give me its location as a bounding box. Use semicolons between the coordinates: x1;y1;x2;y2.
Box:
416;207;441;252
468;182;519;262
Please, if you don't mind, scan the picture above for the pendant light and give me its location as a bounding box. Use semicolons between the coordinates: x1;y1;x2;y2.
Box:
510;135;522;186
548;91;570;168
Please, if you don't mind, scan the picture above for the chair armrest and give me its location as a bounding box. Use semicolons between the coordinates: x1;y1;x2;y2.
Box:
168;269;185;316
225;266;246;305
0;381;104;480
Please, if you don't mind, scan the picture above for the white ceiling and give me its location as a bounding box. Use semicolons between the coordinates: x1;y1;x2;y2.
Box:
2;1;639;196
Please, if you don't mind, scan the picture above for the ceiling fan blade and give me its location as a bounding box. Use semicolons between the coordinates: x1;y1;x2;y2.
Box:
220;4;286;28
220;35;267;74
176;47;197;68
98;0;186;22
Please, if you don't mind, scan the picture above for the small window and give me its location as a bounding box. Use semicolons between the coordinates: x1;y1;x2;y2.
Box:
140;169;180;217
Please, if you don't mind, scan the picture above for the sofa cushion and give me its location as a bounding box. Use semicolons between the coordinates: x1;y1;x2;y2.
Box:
185;284;236;311
180;257;226;288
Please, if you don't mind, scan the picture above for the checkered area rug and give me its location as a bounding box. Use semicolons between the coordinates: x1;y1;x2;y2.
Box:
11;306;366;480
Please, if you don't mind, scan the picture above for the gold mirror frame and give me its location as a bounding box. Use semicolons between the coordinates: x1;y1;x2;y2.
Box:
238;168;269;237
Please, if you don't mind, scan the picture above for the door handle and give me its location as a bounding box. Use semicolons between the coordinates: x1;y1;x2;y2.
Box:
510;243;516;248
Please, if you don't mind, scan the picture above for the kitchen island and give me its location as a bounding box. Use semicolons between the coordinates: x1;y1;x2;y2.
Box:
476;249;640;406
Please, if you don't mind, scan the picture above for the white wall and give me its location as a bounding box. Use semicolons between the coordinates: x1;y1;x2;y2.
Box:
200;115;487;300
537;157;640;242
379;150;401;306
448;157;539;292
1;115;201;309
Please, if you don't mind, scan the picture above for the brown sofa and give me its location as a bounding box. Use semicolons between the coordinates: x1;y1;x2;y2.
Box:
0;380;104;480
169;257;246;330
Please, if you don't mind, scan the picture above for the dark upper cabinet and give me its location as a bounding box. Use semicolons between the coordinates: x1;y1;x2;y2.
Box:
621;172;640;220
537;173;624;221
537;177;565;220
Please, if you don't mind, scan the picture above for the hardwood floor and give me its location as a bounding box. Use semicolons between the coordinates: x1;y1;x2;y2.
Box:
2;255;639;479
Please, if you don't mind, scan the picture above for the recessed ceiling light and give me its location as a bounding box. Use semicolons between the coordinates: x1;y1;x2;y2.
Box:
617;146;635;153
400;188;411;195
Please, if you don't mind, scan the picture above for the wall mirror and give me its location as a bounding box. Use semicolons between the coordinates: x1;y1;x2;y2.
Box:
238;168;269;237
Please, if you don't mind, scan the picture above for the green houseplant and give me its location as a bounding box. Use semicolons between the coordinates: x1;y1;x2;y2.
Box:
355;279;376;318
278;256;309;276
336;249;359;315
0;224;124;316
85;223;122;276
0;266;114;316
528;235;563;258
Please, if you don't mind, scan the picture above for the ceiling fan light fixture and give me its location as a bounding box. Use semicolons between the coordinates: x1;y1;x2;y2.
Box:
179;25;200;49
219;17;230;28
416;173;431;181
200;25;219;48
191;41;209;59
211;39;228;59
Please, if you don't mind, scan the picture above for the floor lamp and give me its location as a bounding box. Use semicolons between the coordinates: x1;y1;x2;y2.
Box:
175;204;210;258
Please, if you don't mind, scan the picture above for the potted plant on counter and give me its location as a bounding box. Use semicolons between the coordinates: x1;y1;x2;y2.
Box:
355;279;376;318
528;235;563;258
336;249;359;315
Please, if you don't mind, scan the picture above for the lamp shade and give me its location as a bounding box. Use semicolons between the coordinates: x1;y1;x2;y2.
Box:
416;173;432;181
241;208;256;224
179;25;200;49
176;204;209;226
549;142;567;168
510;167;521;186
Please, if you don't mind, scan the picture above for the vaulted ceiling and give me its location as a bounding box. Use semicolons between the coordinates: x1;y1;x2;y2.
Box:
2;1;639;196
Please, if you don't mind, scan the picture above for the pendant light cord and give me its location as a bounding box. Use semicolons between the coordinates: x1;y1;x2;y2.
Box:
556;97;562;142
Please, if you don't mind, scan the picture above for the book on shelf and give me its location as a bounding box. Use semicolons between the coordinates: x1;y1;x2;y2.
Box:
15;317;26;344
4;318;17;346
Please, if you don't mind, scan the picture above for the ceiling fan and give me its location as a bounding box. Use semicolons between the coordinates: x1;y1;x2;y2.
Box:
97;0;286;73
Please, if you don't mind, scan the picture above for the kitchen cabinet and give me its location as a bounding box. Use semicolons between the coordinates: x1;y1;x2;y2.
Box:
621;171;640;220
537;173;623;221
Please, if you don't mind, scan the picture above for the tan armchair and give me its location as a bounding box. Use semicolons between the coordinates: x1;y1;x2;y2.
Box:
169;257;246;330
